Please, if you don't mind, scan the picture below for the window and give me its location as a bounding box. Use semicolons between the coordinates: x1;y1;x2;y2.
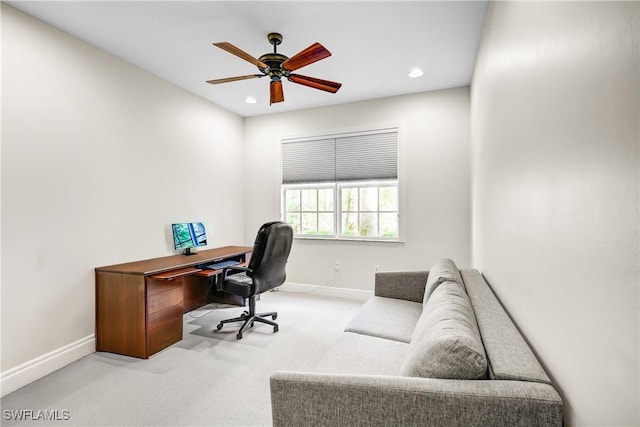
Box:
340;183;398;238
284;185;335;235
281;128;400;241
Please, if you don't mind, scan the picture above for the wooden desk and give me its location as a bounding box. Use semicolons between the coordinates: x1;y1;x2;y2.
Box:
95;246;252;358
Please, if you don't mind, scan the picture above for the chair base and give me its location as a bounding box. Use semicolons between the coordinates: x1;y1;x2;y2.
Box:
216;296;278;340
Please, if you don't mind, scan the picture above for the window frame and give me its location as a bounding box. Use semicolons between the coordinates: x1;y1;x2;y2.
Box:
280;125;403;243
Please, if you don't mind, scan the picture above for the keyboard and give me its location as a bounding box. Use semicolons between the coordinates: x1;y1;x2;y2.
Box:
202;260;240;270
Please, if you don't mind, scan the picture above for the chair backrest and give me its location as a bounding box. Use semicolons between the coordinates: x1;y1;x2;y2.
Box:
247;221;293;294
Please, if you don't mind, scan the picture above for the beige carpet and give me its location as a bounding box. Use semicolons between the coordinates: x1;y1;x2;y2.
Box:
1;290;364;426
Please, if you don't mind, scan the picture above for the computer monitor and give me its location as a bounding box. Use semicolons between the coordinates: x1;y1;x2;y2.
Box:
172;222;207;255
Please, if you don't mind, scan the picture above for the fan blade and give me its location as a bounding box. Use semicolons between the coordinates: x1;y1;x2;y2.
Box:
288;74;342;93
213;42;267;69
206;74;264;84
282;42;331;71
270;80;284;105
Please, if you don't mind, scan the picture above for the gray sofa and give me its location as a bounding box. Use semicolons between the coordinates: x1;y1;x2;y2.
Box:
270;259;563;426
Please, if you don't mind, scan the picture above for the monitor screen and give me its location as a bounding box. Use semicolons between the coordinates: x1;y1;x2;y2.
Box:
172;222;207;254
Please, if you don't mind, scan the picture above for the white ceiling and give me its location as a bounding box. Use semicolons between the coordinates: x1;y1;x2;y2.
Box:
6;1;488;117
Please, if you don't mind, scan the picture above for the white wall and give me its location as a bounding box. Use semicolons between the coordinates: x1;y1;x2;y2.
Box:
1;5;244;382
471;2;639;426
244;89;471;291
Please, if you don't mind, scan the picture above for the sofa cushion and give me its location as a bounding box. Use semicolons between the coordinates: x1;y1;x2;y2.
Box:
344;296;422;343
460;269;552;384
401;281;487;379
423;258;464;305
316;332;408;376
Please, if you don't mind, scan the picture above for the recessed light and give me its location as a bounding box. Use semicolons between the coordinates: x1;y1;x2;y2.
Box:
408;68;424;78
245;96;257;104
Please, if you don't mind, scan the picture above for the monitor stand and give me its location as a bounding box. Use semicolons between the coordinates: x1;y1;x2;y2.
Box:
183;248;197;256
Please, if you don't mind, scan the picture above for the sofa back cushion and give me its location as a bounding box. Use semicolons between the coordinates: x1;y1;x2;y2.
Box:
423;258;464;305
401;281;487;379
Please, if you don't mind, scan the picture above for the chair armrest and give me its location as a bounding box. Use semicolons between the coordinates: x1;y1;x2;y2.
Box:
374;271;428;302
222;266;251;278
270;372;563;427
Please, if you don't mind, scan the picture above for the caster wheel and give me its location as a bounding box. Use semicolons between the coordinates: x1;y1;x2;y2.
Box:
272;314;278;320
216;323;223;331
274;325;279;333
236;332;243;340
242;310;249;316
250;321;255;328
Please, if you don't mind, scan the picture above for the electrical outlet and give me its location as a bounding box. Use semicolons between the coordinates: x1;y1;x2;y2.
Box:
334;261;340;271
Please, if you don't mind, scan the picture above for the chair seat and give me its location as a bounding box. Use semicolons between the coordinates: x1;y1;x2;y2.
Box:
223;272;254;298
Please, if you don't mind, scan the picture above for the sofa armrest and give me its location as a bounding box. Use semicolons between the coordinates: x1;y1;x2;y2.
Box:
374;271;428;302
270;372;563;427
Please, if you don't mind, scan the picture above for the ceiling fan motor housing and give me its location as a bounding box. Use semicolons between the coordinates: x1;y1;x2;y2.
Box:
258;53;289;79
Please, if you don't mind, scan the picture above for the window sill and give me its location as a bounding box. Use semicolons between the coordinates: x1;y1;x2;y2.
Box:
293;236;405;244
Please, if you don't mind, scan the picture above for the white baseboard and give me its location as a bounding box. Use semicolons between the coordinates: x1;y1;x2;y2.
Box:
279;282;373;301
1;335;95;397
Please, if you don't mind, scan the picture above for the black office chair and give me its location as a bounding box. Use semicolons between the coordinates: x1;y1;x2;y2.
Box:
216;221;293;339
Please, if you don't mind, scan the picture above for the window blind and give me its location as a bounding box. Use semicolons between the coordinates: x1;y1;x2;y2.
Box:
282;129;398;184
281;138;336;183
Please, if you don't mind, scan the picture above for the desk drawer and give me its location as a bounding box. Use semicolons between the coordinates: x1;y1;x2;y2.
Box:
148;277;182;296
148;287;182;314
148;304;182;355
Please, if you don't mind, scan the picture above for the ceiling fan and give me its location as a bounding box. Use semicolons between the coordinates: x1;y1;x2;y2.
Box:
206;32;342;105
